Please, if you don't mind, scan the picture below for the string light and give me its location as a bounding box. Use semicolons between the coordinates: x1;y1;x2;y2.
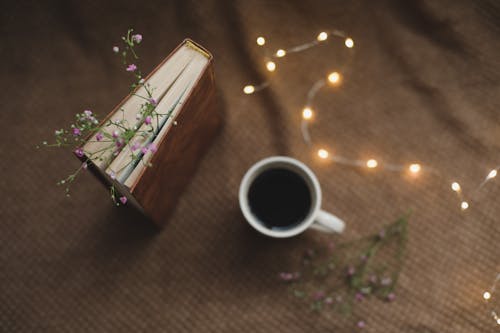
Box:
266;61;276;72
327;72;341;85
409;164;421;174
318;149;329;159
345;37;354;48
243;85;255;95
288;31;500;211
302;107;313;120
245;31;498;214
483;274;500;326
276;49;286;57
366;159;378;169
245;29;354;94
317;32;328;41
260;31;498;215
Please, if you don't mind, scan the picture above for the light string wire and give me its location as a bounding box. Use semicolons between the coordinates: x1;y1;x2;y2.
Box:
484;274;500;325
302;76;499;212
243;29;500;326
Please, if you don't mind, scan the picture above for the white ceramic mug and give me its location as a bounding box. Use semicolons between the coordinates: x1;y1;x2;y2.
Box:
239;156;345;238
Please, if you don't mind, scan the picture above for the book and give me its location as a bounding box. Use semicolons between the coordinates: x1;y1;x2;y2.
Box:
76;39;222;226
106;49;209;184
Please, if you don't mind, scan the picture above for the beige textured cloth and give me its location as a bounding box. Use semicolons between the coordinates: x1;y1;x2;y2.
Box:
2;1;500;331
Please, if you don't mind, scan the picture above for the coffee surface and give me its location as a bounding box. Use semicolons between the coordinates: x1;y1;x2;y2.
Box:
248;168;312;230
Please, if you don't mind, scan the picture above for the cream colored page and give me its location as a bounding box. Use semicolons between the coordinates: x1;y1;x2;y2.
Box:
82;45;194;169
123;55;208;188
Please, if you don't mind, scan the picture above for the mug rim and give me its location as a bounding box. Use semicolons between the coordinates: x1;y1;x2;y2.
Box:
238;156;322;238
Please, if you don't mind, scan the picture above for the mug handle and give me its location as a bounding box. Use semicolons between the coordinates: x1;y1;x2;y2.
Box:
310;210;345;233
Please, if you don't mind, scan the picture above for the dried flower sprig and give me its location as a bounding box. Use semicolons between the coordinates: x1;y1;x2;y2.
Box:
39;29;175;206
279;215;409;328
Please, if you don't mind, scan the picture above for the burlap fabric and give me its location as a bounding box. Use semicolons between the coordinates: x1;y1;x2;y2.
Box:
2;1;500;331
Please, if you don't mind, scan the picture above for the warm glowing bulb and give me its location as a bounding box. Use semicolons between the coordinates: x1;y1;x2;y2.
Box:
409;163;421;174
327;72;340;84
317;32;328;41
276;49;286;57
484;291;492;300
345;38;354;48
451;182;461;192
243;85;255;94
496;318;500;325
302;107;313;120
266;61;276;72
487;169;498;179
461;201;469;210
366;159;378;168
256;37;266;46
318;149;329;159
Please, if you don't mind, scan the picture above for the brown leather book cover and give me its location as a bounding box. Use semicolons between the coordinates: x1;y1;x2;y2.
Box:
76;39;222;226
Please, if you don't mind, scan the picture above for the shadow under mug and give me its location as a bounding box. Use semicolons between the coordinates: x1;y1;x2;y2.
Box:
239;156;345;238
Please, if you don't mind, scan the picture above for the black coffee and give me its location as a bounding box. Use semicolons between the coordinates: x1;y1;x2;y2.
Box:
248;168;312;230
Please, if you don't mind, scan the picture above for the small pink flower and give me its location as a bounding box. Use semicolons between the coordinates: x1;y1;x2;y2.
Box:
95;132;103;141
147;143;157;153
381;277;392;286
119;196;127;204
132;34;142;43
144;115;152;125
387;292;396;302
113;46;119;53
109;171;116;180
126;64;137;72
279;272;299;281
148;98;158;106
112;130;119;138
115;139;124;148
369;275;377;284
313;291;325;301
379;229;386;239
279;272;292;281
74;147;84;158
131;141;140;151
355;292;364;302
357;320;366;328
347;266;355;276
84;110;92;117
82;162;88;170
72;128;81;136
141;147;148;154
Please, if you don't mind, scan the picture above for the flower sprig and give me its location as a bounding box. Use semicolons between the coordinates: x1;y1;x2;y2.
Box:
279;215;409;329
40;29;172;206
